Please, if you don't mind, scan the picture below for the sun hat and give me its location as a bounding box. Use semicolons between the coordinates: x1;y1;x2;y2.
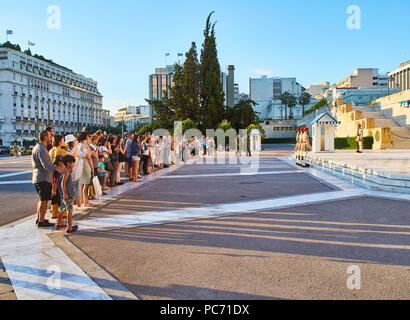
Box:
65;134;77;143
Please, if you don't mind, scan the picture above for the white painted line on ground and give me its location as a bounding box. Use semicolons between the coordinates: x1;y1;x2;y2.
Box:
0;160;32;165
0;171;32;179
78;190;365;232
162;170;304;179
0;180;32;185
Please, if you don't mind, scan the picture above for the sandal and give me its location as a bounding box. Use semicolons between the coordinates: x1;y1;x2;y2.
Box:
56;224;67;231
66;225;78;233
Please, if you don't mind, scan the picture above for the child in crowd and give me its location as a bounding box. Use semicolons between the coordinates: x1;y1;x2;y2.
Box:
97;154;108;189
57;155;78;233
52;156;65;226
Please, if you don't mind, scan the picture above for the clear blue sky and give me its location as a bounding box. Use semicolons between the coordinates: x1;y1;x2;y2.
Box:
1;0;409;114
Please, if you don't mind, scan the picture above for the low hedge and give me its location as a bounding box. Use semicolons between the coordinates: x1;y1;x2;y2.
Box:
263;138;296;144
263;136;374;148
335;136;374;150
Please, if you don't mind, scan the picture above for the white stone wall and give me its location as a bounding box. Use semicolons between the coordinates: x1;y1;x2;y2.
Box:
260;120;297;139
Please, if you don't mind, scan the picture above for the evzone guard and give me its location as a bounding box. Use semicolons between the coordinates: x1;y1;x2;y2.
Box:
299;127;311;168
295;128;302;166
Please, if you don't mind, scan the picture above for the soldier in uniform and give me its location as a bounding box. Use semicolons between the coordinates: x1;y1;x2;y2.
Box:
356;124;363;153
295;128;301;166
300;127;312;168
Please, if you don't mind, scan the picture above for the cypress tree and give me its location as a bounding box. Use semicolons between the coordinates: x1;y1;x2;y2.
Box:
168;63;186;121
199;12;225;131
183;42;200;125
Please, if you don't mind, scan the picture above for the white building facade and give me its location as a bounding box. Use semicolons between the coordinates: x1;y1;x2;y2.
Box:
0;47;106;146
388;60;410;92
250;76;311;120
114;105;152;132
305;82;330;98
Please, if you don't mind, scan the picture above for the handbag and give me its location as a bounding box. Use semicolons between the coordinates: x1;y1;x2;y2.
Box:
92;176;102;197
71;158;83;182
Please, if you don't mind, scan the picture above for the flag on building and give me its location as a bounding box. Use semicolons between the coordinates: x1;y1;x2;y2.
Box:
6;30;13;35
177;53;183;57
28;41;36;47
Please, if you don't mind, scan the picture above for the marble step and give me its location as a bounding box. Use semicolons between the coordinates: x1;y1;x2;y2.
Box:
352;106;378;113
298;155;410;193
361;112;387;119
374;118;399;127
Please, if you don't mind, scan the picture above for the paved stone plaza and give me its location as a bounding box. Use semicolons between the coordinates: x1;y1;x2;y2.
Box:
0;148;409;300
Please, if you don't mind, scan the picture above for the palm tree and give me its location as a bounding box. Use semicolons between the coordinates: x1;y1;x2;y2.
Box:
280;92;296;120
288;94;297;119
298;92;311;117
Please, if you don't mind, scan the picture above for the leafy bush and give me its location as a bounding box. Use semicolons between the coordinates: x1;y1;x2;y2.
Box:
247;123;265;141
182;118;197;133
304;99;328;116
217;119;233;132
137;123;155;136
335;136;373;150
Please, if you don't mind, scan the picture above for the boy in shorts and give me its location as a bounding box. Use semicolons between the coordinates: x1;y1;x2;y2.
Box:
97;154;108;189
52;156;65;225
57;155;78;233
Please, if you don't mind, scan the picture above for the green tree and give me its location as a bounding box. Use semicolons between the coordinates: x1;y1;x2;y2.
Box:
226;99;257;130
168;63;186;120
145;97;175;130
217;119;233;131
304;98;328;115
0;41;21;52
137;123;155;136
183;42;201;124
280;92;296;120
288;94;297;119
199;12;225;131
298;92;311;117
182;118;197;133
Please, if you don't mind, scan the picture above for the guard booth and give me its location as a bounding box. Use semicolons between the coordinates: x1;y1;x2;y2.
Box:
249;128;262;152
311;112;341;153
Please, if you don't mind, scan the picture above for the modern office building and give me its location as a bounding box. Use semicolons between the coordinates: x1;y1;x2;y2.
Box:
0;46;106;146
149;65;174;101
249;76;307;120
388;60;410;91
335;68;389;89
114;105;152;132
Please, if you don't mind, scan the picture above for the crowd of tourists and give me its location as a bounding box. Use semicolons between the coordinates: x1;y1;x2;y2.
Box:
31;127;224;233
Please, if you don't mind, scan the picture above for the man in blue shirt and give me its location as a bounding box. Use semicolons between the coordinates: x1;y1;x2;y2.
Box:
125;132;134;178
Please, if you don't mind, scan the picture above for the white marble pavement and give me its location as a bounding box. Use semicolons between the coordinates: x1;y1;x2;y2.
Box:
1;155;410;300
0;163;183;300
